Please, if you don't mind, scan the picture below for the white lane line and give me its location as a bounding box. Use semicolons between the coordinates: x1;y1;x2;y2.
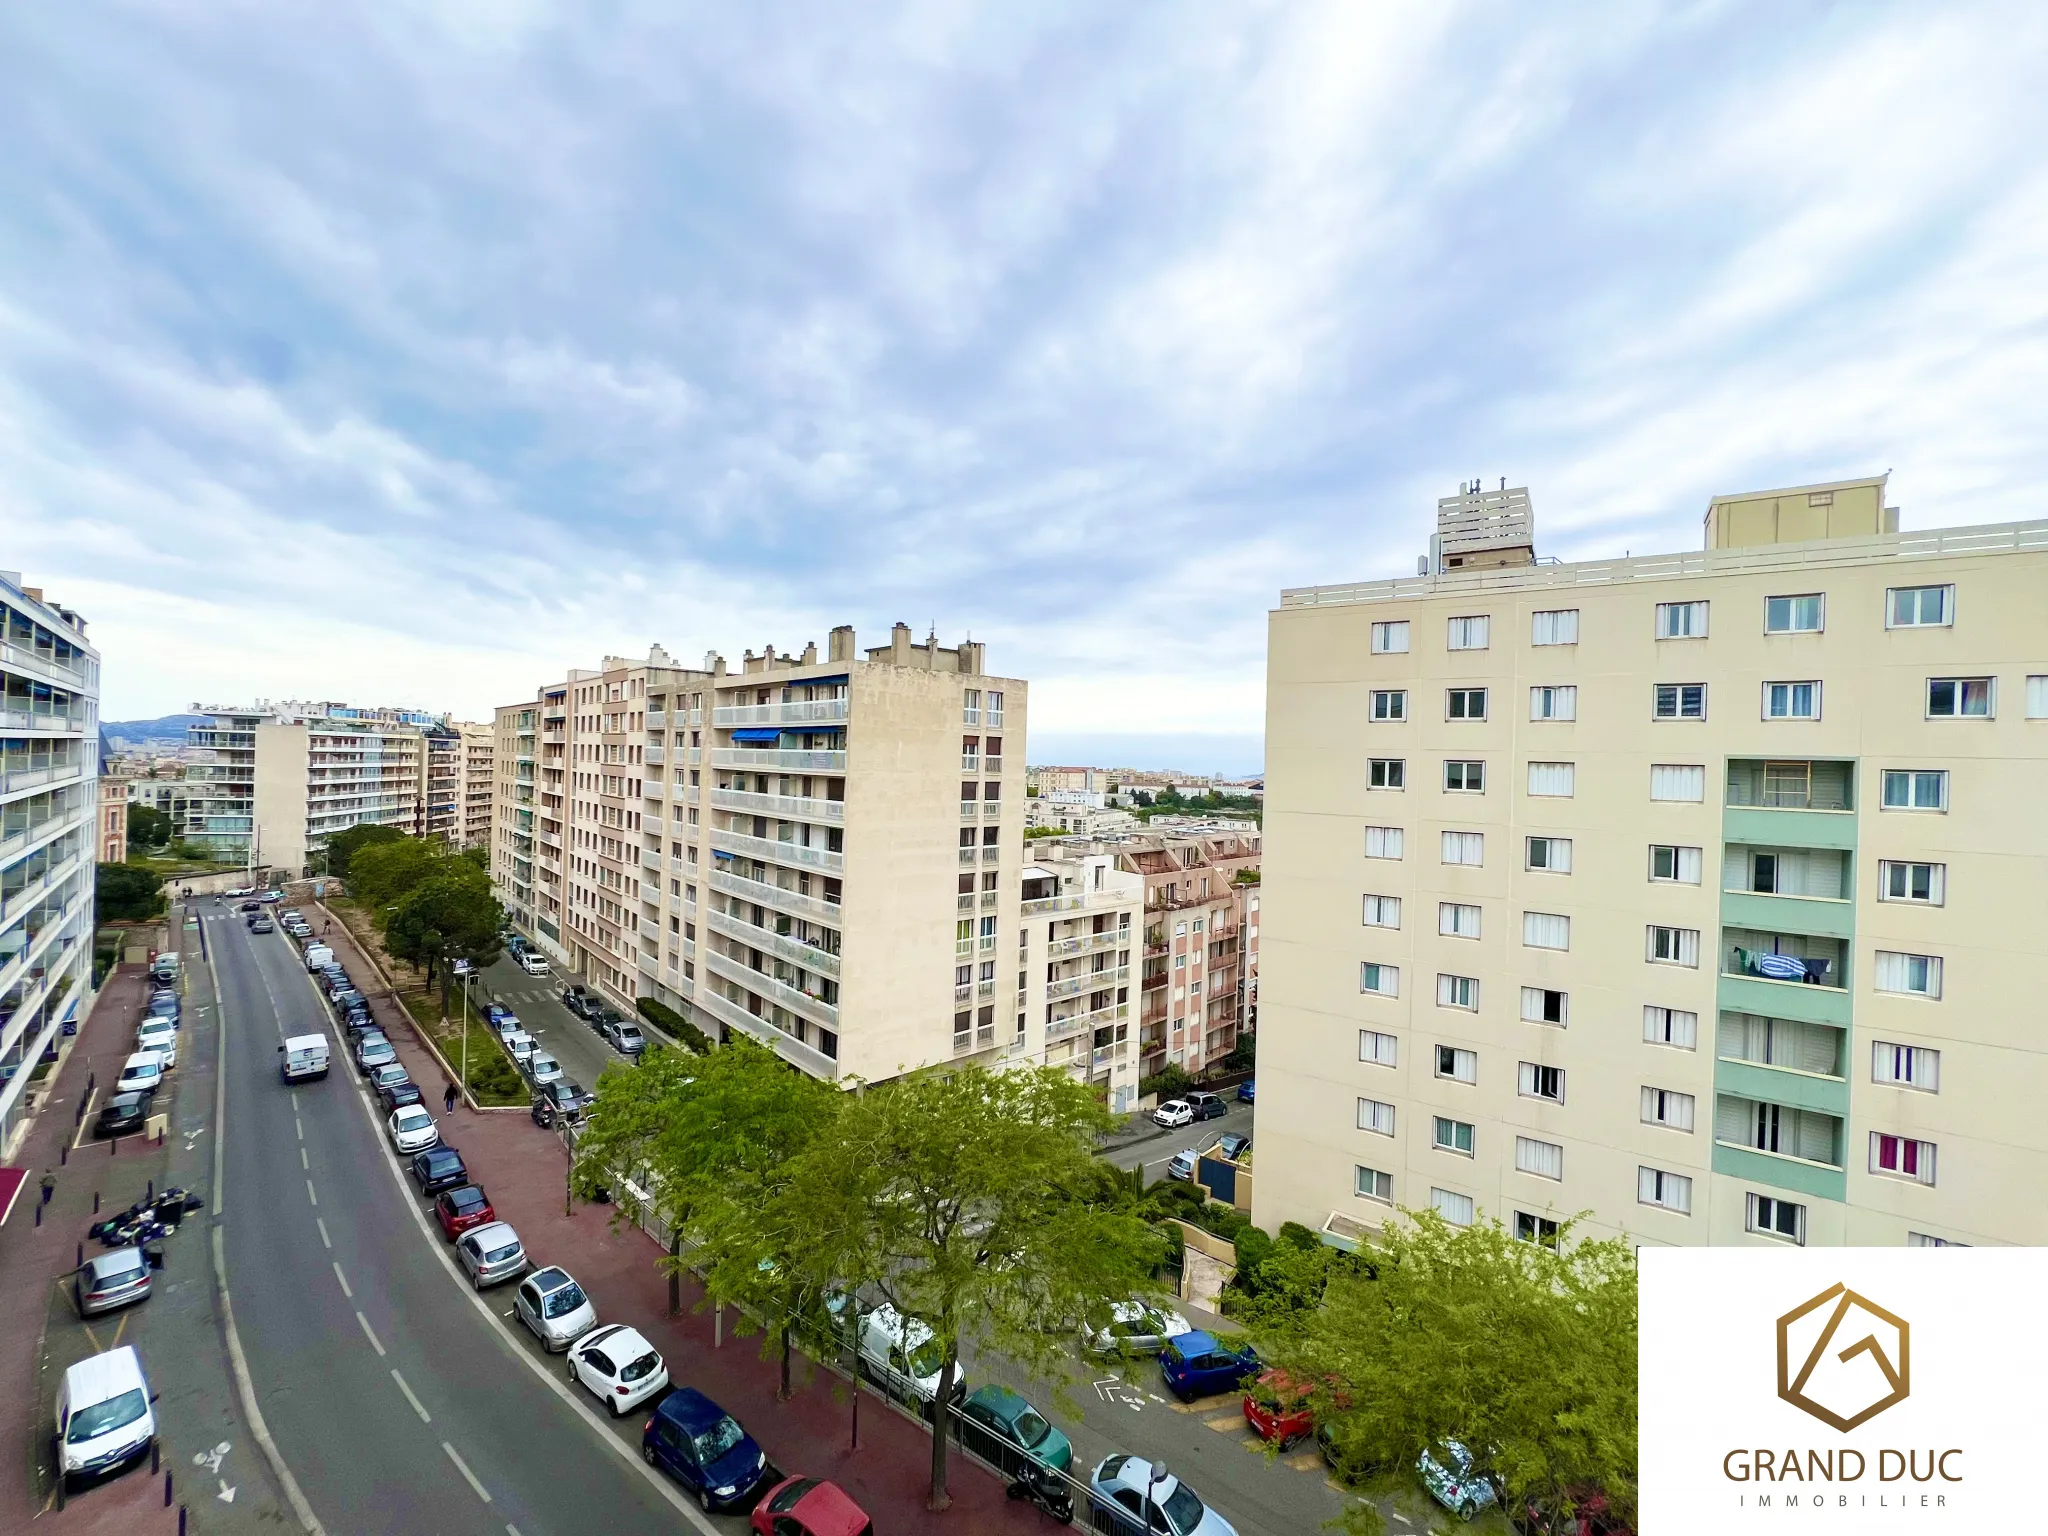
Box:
333;1261;353;1299
390;1368;431;1424
300;1147;309;1170
306;1178;318;1206
443;1442;491;1504
316;1217;332;1250
295;1116;303;1141
357;1311;386;1357
507;1527;523;1536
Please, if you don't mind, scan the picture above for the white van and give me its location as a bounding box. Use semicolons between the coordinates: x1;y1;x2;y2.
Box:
55;1345;156;1485
855;1304;962;1414
279;1034;330;1083
149;954;180;984
303;944;334;972
116;1053;164;1094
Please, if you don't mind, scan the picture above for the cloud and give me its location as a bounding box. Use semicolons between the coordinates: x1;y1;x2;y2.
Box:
2;1;2045;742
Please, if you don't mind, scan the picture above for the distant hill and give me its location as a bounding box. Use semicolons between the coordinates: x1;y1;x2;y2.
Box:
103;713;207;750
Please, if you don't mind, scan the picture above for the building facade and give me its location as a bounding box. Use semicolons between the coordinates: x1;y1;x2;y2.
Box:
97;776;127;862
458;722;494;848
419;725;462;844
1019;853;1145;1109
1255;477;2048;1251
0;572;100;1142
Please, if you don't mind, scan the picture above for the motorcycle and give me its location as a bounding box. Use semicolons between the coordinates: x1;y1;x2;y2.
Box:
1005;1464;1075;1525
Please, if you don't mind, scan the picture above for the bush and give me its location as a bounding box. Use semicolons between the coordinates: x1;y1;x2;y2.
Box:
1139;1063;1193;1102
1234;1223;1275;1274
96;862;164;923
636;996;712;1054
1277;1220;1321;1253
467;1043;525;1104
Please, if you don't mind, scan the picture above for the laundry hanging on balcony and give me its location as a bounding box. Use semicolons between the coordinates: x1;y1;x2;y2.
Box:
1752;951;1811;982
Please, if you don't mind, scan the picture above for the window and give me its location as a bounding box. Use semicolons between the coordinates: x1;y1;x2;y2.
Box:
1438;973;1479;1010
1764;681;1822;720
1872;1041;1940;1091
1443;760;1485;792
1370;620;1410;654
1441;831;1483;866
1356;1098;1396;1136
1439;902;1482;939
1434;1043;1478;1081
1525;836;1572;874
1870;1133;1937;1184
1430;1188;1475;1225
1517;1062;1565;1104
1362;893;1402;929
1638;1167;1693;1214
1520;986;1567;1026
1432;1117;1476;1155
1879;861;1944;905
1358;1029;1398;1067
1765;594;1824;634
1514;1212;1560;1248
1908;1232;1967;1248
1887;584;1953;628
1529;685;1577;721
1654;683;1707;720
1647;926;1700;967
1370;690;1407;722
1447;615;1490;651
1747;1193;1805;1244
1926;677;1993;718
1650;764;1706;802
1640;1087;1696;1131
1530;609;1579;646
1649;844;1703;883
1359;962;1400;997
1368;757;1406;790
1873;950;1942;999
1881;769;1947;811
1655;600;1709;638
1644;1005;1698;1049
1446;688;1488;720
1522;911;1569;951
1526;761;1574;797
1355;1166;1394;1203
2028;676;2048;718
1364;825;1405;860
1514;1136;1563;1179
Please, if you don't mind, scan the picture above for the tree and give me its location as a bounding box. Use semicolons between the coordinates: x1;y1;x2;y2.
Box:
779;1064;1166;1509
96;862;164;923
349;836;454;915
126;805;172;851
385;873;503;985
324;823;406;884
1263;1212;1637;1534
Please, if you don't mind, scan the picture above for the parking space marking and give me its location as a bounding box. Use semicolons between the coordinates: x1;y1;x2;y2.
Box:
333;1262;353;1299
443;1442;491;1503
317;1217;331;1249
70;1089;99;1150
357;1311;386;1356
391;1369;431;1424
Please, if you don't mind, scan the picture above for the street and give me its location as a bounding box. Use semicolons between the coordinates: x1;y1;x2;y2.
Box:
1099;1098;1256;1179
455;949;639;1109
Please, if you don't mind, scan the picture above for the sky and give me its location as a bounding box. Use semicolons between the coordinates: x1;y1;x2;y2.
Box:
5;2;2046;775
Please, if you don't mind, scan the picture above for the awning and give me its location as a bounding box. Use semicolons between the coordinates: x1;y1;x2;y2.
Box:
712;849;736;861
731;728;781;744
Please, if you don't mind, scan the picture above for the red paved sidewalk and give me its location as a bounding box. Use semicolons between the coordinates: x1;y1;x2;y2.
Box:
317;910;1047;1532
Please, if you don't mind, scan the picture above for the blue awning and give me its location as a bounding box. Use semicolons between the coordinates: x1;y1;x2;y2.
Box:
712;848;736;861
731;728;781;743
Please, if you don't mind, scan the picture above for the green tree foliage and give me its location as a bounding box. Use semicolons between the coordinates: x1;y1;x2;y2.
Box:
385;873;503;985
780;1064;1166;1509
634;996;712;1053
95;862;164;923
324;823;406;884
125;805;172;850
349;836;454;914
1264;1213;1637;1534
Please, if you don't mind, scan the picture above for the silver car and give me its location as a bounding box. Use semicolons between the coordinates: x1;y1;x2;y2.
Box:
513;1266;596;1350
75;1247;153;1317
1082;1299;1193;1356
456;1222;528;1290
356;1034;396;1073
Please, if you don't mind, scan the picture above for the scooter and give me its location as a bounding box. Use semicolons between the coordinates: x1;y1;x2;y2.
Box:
1005;1464;1076;1525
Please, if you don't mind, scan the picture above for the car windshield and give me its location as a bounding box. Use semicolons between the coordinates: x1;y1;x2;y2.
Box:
484;1242;522;1264
693;1416;746;1461
619;1350;660;1383
1012;1407;1052;1449
768;1478;818;1513
67;1389;147;1444
542;1283;587;1319
449;1188;485;1212
97;1251;147;1280
905;1337;945;1379
1159;1482;1206;1536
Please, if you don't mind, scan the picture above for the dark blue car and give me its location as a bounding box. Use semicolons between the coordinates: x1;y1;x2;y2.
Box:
641;1386;772;1513
1160;1331;1261;1402
1236;1079;1255;1103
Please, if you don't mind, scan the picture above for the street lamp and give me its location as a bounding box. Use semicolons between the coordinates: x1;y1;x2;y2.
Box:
458;966;482;1103
1145;1460;1169;1536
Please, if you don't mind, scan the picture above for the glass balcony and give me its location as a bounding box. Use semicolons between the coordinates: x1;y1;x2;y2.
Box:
713;699;849;728
712;748;846;773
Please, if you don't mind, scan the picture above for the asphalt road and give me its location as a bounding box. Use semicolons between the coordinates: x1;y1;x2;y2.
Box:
1100;1099;1256;1178
206;905;703;1536
459;951;641;1105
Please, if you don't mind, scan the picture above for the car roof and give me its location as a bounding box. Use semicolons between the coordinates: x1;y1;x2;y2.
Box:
1100;1454;1180;1499
108;1088;151;1105
121;1052;161;1069
421;1146;461;1165
587;1324;653;1356
138;1017;174;1031
443;1183;487;1203
394;1104;433;1119
531;1266;576;1290
964;1384;1030;1421
791;1480;870;1536
283;1034;326;1050
1170;1329;1222;1354
89;1246;149;1275
64;1345;146;1403
656;1385;732;1433
465;1221;518;1246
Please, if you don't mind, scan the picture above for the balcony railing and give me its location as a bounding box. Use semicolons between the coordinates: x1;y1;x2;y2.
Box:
707;908;841;978
708;868;842;926
1045;999;1130;1041
983;802;1003;820
1047;964;1129;1001
713;699;850;728
981;846;1001;865
695;987;840;1079
645;745;665;766
647;710;667;729
705;949;839;1027
713;829;842;875
642;849;663;871
1049;930;1124;959
711;787;843;824
711;748;846;773
1022;893;1084;916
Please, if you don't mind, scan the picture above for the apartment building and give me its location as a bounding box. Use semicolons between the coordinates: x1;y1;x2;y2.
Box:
491;701;537;932
458;722;494;848
0;572;99;1144
419;725;462;844
1025;792;1139;837
98;776;127;862
1256;475;2048;1252
1019;853;1146;1110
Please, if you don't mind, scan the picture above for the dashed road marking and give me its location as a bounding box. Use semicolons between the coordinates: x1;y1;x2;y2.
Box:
391;1369;431;1424
333;1262;353;1299
317;1217;331;1249
300;1147;309;1170
306;1179;317;1206
443;1442;491;1503
357;1311;386;1356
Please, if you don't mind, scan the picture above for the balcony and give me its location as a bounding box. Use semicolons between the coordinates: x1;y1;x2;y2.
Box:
713;829;843;875
1049;929;1125;959
647;710;667;729
981;889;998;909
712;748;846;773
637;952;659;979
642;849;663;871
1047;964;1129;1001
1711;1093;1848;1201
707;908;841;978
709;868;842;927
705;949;838;1028
640;917;664;941
1022;893;1083;917
1045;999;1129;1041
645;745;665;766
713;699;850;728
0;759;89;797
952;1025;998;1058
711;787;843;824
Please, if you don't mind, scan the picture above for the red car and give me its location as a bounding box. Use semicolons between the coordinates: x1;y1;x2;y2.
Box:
750;1476;873;1536
434;1184;496;1239
1241;1369;1317;1451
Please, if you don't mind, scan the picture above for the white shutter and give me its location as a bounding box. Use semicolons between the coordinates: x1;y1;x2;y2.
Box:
1676;846;1703;884
1677;928;1699;966
1650;764;1706;801
1796;1111;1835;1165
1714;1095;1747;1144
1365;825;1404;860
1522;911;1569;950
1799;1023;1839;1076
1527;762;1575;797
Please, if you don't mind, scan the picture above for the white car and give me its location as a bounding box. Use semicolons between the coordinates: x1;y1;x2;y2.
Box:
117;1052;164;1095
504;1031;538;1068
387;1104;440;1153
567;1323;670;1416
517;951;551;977
514;1266;597;1351
526;1053;563;1088
135;1019;178;1070
1153;1099;1195;1129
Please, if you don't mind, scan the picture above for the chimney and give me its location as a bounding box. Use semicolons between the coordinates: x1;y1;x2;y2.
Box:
890;622;912;665
828;625;855;663
800;641;818;665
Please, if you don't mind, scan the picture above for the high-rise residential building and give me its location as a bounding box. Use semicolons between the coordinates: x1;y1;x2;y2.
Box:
184;701;441;872
494;624;1026;1086
1019;852;1146;1109
1256;475;2048;1252
419;724;462;844
0;571;100;1144
457;722;494;848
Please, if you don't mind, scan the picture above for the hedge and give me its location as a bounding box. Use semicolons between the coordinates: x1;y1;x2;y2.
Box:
636;996;712;1054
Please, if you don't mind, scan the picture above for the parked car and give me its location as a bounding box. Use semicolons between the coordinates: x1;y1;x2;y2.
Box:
1216;1132;1252;1162
749;1477;874;1536
643;1386;773;1513
959;1384;1074;1475
1167;1148;1200;1182
369;1063;410;1096
1088;1453;1236;1536
116;1053;164;1095
525;1052;564;1088
1153;1099;1195;1129
54;1346;157;1490
513;1266;596;1350
75;1247;153;1318
411;1145;469;1195
492;1014;524;1042
531;1080;590;1129
601;1019;646;1056
1186;1091;1228;1121
1160;1331;1261;1402
455;1221;528;1289
854;1304;961;1415
260;890;284;903
380;1080;423;1111
388;1104;440;1154
239;901;262;913
1237;1079;1255;1103
1242;1369;1316;1451
135;1019;177;1069
145;993;180;1025
434;1184;495;1240
517;951;551;977
1420;1441;1497;1520
567;1323;670;1416
1082;1300;1192;1357
355;1035;396;1074
485;1003;517;1027
249;917;274;934
504;1031;538;1069
95;1089;154;1138
561;985;594;1018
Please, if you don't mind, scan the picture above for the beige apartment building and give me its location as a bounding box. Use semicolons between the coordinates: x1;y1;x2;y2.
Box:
1256;476;2048;1252
1019;852;1146;1109
493;625;1028;1086
419;725;462;844
458;722;494;848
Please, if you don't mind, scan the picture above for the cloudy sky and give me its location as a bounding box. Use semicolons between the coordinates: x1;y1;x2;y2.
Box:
5;2;2045;771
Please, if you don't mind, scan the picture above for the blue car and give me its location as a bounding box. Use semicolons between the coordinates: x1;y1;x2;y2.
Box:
1160;1331;1261;1402
1237;1079;1255;1103
641;1386;772;1513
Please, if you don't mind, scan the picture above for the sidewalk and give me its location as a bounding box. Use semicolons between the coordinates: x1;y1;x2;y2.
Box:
315;911;1050;1532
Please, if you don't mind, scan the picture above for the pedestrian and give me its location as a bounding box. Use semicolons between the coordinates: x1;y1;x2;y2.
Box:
38;1169;55;1208
444;1081;459;1115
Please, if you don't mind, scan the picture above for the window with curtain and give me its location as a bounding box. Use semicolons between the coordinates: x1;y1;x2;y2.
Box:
1523;912;1570;950
1527;761;1575;797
